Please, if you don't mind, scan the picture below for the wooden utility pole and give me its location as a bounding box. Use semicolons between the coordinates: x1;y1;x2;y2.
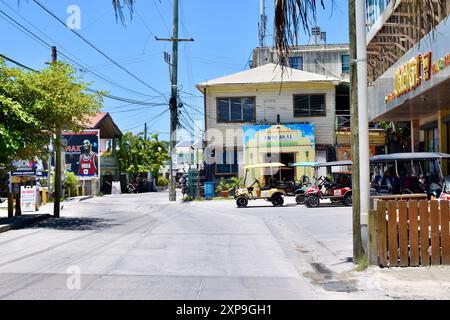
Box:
156;0;193;202
52;46;61;218
349;0;365;262
144;123;148;141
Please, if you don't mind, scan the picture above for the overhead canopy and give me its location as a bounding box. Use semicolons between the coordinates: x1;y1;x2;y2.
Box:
315;161;353;167
291;162;320;167
370;153;450;162
244;163;286;170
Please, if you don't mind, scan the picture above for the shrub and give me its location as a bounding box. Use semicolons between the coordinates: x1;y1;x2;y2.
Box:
64;171;79;197
157;176;169;187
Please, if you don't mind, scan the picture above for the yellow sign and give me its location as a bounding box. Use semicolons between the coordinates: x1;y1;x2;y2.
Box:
385;52;432;104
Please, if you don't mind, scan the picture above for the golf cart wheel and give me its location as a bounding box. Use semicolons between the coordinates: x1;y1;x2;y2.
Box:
306;195;321;208
236;197;249;208
295;194;305;205
344;193;352;206
271;195;284;207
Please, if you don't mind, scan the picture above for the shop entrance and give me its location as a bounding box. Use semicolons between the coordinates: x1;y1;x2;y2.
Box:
263;153;296;183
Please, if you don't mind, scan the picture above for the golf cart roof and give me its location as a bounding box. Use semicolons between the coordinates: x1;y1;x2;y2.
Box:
370;152;450;162
291;162;320;167
244;162;286;169
315;160;352;167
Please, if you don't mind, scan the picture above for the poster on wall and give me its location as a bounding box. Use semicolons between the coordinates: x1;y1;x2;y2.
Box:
62;130;100;179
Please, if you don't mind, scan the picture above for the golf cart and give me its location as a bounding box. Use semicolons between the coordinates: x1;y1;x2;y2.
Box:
235;163;288;208
304;161;353;208
370;152;450;200
291;162;319;204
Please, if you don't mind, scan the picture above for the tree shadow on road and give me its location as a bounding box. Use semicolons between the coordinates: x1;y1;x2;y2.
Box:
25;217;116;231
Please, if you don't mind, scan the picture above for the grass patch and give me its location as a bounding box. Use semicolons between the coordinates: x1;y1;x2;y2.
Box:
354;254;369;272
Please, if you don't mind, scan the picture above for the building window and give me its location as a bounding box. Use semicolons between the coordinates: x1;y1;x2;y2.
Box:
341;55;350;74
293;94;326;117
216;149;238;175
217;97;255;123
289;56;303;70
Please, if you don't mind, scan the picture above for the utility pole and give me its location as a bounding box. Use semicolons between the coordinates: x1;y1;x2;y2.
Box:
349;0;364;262
355;0;370;249
144;123;148;141
156;0;194;202
52;46;61;218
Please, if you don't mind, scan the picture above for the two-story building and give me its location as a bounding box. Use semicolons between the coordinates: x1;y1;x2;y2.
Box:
366;1;449;170
83;112;122;194
196;63;346;182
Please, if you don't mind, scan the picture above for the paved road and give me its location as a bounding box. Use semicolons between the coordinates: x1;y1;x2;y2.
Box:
0;192;386;300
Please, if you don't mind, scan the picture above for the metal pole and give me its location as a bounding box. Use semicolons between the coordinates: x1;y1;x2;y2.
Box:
169;0;179;202
52;46;62;218
355;1;370;235
7;171;13;218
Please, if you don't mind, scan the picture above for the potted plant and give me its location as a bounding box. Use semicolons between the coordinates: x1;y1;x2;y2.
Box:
228;177;243;194
216;177;232;198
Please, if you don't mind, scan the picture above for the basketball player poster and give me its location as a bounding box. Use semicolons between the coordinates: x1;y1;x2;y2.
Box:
62;130;100;179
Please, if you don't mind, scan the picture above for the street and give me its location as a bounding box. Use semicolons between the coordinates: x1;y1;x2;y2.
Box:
0;192;392;300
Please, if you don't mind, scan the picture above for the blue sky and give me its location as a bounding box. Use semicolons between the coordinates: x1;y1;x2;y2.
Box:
0;0;349;141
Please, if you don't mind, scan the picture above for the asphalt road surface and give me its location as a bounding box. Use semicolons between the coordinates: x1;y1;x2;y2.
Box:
0;192;385;300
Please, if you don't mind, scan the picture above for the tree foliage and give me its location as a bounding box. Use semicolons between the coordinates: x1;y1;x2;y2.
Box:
117;132;169;177
0;59;102;168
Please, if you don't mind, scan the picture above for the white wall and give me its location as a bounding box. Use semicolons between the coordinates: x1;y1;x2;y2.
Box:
204;85;336;148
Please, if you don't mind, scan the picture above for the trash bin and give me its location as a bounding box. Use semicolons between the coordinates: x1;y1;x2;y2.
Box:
204;182;215;200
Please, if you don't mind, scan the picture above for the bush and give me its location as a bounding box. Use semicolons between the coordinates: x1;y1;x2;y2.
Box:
64;171;79;197
157;176;169;187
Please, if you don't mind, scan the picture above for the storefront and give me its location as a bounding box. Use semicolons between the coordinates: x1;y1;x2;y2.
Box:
368;16;450;172
243;124;316;183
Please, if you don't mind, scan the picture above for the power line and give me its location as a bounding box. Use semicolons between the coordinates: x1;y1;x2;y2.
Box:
0;52;167;108
32;0;165;96
122;108;170;132
0;3;163;99
0;53;35;71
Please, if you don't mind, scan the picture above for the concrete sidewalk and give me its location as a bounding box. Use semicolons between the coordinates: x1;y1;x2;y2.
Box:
0;196;93;233
0;214;51;233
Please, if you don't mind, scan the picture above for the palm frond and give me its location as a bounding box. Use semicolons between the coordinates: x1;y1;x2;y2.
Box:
112;0;136;26
274;0;327;66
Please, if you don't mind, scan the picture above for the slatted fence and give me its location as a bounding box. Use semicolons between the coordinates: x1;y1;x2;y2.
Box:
369;200;450;267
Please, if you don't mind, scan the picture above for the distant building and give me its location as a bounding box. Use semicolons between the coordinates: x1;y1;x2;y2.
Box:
82;112;122;194
252;43;350;81
197;63;345;182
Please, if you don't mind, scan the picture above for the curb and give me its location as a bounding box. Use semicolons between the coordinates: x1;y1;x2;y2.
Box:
0;214;52;234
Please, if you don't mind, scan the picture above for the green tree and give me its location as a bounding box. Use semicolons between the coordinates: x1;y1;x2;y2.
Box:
0;60;47;167
0;60;102;216
117;132;169;178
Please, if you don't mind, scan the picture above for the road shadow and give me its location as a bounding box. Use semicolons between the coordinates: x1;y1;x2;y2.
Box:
25;217;115;231
238;204;299;209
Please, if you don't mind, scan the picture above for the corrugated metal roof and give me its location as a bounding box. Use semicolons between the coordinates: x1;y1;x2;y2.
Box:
196;63;343;89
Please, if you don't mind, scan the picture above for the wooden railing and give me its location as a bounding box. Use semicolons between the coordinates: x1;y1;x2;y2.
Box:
368;200;450;267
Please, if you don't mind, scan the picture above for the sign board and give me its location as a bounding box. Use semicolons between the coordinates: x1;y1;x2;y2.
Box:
111;181;122;195
20;186;37;212
62;130;100;180
11;160;37;176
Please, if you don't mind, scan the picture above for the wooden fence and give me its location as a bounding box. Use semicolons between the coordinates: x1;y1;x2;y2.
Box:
369;200;450;267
